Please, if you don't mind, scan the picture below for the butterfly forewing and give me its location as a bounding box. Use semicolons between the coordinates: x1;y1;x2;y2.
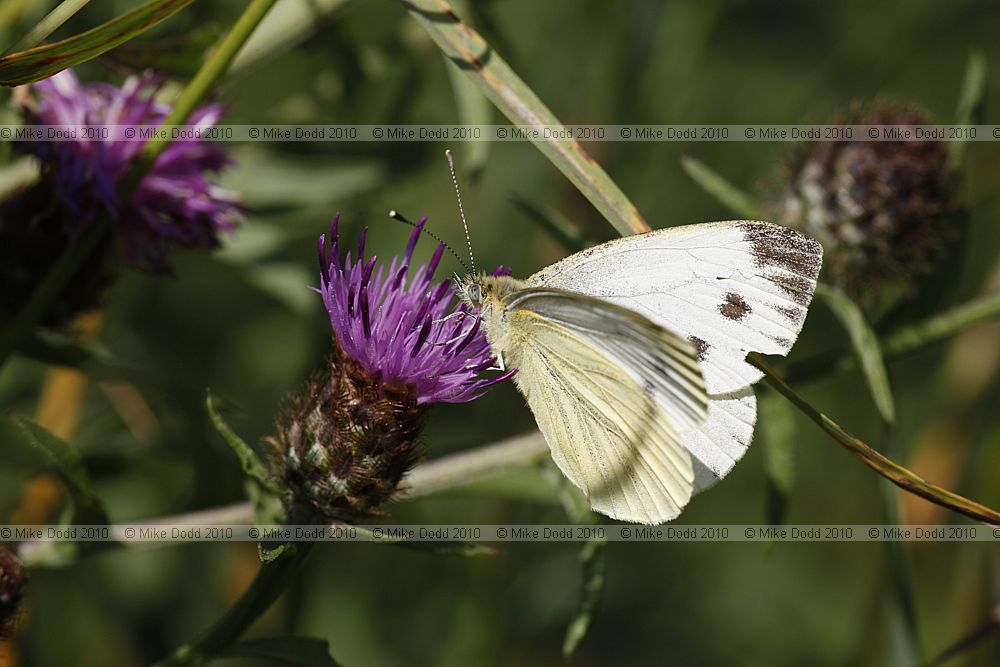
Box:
529;221;823;395
527;221;822;492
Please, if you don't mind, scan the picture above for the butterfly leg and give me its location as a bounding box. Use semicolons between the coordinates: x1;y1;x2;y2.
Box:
432;311;468;325
488;353;506;372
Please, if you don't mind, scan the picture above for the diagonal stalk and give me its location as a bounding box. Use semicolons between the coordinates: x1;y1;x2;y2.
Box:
152;544;314;667
749;353;1000;525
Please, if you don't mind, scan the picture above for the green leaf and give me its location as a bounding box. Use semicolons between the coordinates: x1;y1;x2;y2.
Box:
563;535;606;659
679;155;763;219
816;283;896;424
2;0;91;55
402;0;649;237
225;637;342;666
511;197;592;253
443;1;492;180
206;391;277;493
231;0;354;72
948;51;987;171
101;24;223;77
0;0;197;86
11;416;108;524
758;391;797;525
543;465;606;659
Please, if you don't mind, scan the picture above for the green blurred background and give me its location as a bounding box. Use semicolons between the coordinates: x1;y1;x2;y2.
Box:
1;0;1000;664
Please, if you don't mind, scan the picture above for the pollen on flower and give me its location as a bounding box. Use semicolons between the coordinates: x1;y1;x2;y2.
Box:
266;216;514;523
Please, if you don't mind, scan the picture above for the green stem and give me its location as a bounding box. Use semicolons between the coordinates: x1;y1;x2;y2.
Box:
152;543;314;667
879;427;921;666
785;290;1000;383
137;0;279;169
750;353;1000;525
2;0;91;54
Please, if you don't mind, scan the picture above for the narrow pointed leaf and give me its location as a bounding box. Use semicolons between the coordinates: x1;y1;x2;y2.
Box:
948;51;987;171
0;0;196;86
11;416;108;524
402;0;649;237
357;525;495;557
206;391;277;493
758;391;797;525
544;465;606;659
680;155;763;219
511;197;592;252
2;0;91;55
817;283;896;423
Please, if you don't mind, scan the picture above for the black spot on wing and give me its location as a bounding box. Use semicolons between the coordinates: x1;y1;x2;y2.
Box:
719;292;751;321
689;336;710;362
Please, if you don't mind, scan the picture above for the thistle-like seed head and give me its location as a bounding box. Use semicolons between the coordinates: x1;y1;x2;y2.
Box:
0;545;27;638
779;102;957;303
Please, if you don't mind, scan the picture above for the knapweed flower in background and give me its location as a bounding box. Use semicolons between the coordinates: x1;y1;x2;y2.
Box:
17;69;240;271
266;215;513;523
1;68;240;326
0;545;27;638
778;102;957;305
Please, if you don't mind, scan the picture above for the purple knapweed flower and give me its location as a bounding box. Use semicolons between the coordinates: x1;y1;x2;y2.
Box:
318;213;514;404
16;68;240;273
266;216;512;523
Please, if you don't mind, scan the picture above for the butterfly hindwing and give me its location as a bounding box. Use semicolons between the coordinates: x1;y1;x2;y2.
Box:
502;289;706;523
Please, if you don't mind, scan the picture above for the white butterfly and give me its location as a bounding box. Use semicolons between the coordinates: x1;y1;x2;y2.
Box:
457;221;822;524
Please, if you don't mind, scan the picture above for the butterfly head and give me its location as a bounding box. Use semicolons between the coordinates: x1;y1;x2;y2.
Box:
455;273;519;315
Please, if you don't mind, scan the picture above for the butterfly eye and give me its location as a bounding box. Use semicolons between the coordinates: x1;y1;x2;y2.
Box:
469;284;482;302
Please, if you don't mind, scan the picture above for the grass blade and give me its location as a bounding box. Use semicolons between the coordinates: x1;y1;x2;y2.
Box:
816;283;896;424
948;51;987;171
749;353;1000;525
231;0;354;73
401;0;649;237
680;155;764;219
758;391;797;525
2;0;90;55
0;0;196;86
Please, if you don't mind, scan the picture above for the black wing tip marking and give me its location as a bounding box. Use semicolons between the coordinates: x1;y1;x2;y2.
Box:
739;221;823;308
739;221;823;279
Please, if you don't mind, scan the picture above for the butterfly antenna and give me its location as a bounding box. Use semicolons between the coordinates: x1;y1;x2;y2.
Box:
388;210;470;274
445;149;476;275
